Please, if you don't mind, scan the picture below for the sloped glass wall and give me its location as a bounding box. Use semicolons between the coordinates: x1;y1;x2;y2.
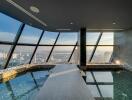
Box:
56;32;77;45
0;45;11;68
49;46;74;64
86;32;114;64
91;46;113;63
32;46;52;64
0;13;21;42
0;13;21;69
8;46;35;67
0;13;78;69
18;25;42;44
0;12;114;69
39;31;58;45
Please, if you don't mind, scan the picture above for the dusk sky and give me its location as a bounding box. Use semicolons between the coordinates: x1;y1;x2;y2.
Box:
0;12;113;45
0;12;113;53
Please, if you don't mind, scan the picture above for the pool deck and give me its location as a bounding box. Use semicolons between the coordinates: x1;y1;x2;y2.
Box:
35;64;95;100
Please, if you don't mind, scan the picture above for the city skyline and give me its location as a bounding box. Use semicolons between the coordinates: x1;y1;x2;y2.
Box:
0;12;114;68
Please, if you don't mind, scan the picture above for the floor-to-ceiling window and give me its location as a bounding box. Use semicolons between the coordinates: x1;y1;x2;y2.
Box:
32;32;78;64
8;25;42;67
86;32;114;64
0;12;114;69
0;12;79;69
0;13;21;69
86;32;115;99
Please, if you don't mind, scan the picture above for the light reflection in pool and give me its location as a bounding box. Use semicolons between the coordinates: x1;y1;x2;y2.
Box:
0;70;49;100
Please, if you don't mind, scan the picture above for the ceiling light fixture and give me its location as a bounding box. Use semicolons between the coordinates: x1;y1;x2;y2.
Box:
6;0;47;26
113;22;116;25
70;22;74;25
30;6;40;13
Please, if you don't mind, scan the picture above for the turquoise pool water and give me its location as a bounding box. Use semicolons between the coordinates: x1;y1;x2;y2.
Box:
0;70;132;100
0;70;49;100
86;70;132;100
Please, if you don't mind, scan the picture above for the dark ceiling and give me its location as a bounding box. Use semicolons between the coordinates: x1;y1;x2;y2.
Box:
0;0;132;32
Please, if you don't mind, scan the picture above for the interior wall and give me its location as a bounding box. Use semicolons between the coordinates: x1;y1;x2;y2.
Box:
114;30;132;67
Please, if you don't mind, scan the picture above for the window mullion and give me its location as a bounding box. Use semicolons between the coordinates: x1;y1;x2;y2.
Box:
4;23;25;69
46;32;60;62
89;32;103;62
29;30;45;64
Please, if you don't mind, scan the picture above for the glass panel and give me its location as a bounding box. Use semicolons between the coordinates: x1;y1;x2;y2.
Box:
40;31;58;45
0;13;21;42
18;25;42;44
99;32;114;45
70;47;79;64
86;46;94;64
0;45;11;69
56;32;77;45
91;46;113;63
93;72;113;82
49;46;74;64
8;46;35;67
31;46;52;64
86;32;100;45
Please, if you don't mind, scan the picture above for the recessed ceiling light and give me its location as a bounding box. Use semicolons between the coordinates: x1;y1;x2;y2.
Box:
113;22;116;25
30;6;40;13
6;0;47;26
70;22;74;25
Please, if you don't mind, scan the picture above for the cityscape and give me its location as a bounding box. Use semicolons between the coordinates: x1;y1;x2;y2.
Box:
0;47;113;68
0;12;114;69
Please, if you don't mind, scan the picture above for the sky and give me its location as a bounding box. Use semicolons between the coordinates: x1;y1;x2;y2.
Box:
0;12;114;53
0;12;78;44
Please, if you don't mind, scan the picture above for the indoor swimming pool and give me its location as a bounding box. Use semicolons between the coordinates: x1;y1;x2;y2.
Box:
0;69;132;100
86;70;132;100
0;70;49;100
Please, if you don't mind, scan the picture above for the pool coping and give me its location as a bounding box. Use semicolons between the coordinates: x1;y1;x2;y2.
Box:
0;64;55;82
